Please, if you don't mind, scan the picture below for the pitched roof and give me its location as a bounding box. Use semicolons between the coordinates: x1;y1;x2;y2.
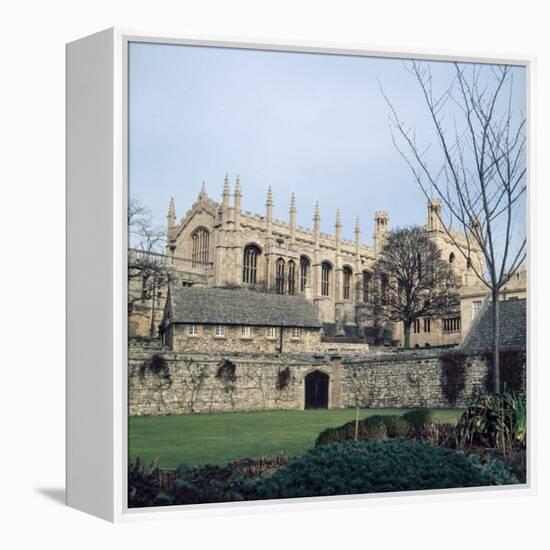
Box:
166;286;322;328
460;298;526;352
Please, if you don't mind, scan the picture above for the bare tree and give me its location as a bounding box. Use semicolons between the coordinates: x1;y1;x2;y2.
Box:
381;62;526;390
128;197;166;335
371;226;460;348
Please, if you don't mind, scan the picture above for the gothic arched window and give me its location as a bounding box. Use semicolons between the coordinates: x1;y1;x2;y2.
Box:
362;271;371;303
300;256;310;292
243;245;261;284
321;262;332;297
288;260;296;295
466;256;472;270
275;258;286;294
449;252;455;264
343;266;352;300
191;227;209;266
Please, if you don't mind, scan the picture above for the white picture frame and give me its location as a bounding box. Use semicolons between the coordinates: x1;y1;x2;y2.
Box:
66;27;536;522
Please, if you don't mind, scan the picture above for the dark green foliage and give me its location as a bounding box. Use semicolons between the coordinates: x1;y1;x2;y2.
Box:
128;455;291;508
128;457;169;508
440;351;467;405
138;354;172;386
315;416;388;446
402;409;433;430
484;350;525;394
276;367;291;391
454;391;526;453
382;415;410;437
315;414;412;446
412;421;457;447
254;440;518;500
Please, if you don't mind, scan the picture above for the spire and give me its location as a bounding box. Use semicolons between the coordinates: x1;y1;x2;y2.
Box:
314;201;320;221
234;175;242;198
222;173;230;210
289;193;297;243
199;181;207;199
354;215;361;259
234;175;242;218
335;208;342;228
266;185;273;207
167;197;176;243
168;197;176;219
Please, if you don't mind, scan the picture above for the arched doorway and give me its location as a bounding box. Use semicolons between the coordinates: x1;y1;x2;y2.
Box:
304;370;329;409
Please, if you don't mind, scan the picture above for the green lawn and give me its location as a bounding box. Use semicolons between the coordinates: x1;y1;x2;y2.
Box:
129;408;463;468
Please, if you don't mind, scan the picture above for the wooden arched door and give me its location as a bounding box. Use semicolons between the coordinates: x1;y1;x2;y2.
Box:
304;370;329;409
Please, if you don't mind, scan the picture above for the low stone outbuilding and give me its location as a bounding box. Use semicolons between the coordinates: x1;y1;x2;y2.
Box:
161;286;323;353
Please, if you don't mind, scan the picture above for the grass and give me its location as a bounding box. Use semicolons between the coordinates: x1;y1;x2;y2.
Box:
128;408;463;468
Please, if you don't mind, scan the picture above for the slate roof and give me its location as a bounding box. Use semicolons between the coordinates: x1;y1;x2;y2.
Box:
322;323;359;338
166;286;322;329
460;298;527;352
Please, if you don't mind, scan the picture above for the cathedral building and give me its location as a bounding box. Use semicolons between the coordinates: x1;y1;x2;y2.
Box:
137;174;485;347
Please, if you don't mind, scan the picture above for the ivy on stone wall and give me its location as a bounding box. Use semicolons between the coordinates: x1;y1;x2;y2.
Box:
440;351;467;405
483;350;525;393
276;367;291;391
216;360;237;394
139;354;172;387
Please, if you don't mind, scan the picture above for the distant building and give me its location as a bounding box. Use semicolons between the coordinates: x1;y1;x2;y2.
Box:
460;297;527;354
460;266;527;337
130;176;485;346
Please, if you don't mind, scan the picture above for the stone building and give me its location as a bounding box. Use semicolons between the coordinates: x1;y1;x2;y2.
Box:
460;266;527;336
141;176;484;346
161;286;322;353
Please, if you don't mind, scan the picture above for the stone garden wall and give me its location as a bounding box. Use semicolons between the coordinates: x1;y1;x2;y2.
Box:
128;340;525;416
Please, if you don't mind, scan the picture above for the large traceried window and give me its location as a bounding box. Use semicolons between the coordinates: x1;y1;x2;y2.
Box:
287;260;296;295
191;227;209;266
343;266;353;300
321;262;332;297
243;245;261;284
300;256;310;292
275;258;286;294
362;271;371;303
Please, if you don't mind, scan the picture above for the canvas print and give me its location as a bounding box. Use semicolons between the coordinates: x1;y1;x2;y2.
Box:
127;42;527;508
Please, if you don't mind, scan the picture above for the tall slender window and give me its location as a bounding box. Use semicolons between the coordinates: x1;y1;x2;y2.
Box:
343;266;352;300
321;262;332;297
362;271;371;303
417;253;422;280
243;245;261;284
381;273;389;305
287;260;296;295
449;252;455;264
275;258;286;294
191;228;209;266
300;256;310;292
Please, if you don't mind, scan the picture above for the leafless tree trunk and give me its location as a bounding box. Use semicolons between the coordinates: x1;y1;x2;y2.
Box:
381;62;526;391
128;197;166;336
371;226;460;349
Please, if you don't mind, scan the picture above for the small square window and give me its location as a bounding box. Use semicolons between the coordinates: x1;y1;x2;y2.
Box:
215;325;225;337
291;327;301;339
266;327;276;339
188;324;198;336
241;326;251;338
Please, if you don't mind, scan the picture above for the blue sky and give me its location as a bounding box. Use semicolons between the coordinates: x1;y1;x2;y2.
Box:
128;42;526;250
